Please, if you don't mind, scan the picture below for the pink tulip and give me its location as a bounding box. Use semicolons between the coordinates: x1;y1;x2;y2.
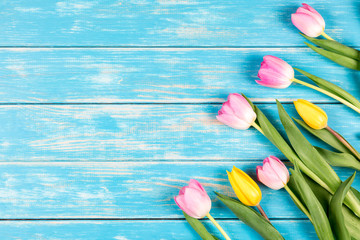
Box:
291;3;325;37
256;156;290;190
174;179;211;219
256;55;294;89
216;93;256;130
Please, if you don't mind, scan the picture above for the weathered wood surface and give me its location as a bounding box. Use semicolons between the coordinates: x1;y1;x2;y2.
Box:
0;220;316;240
0;104;358;161
0;0;359;47
0;162;357;219
2;0;360;239
0;48;359;103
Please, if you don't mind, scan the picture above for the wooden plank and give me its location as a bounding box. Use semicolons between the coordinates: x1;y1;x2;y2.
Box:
0;1;359;47
0;104;357;161
1;48;360;103
0;161;357;219
0;220;316;240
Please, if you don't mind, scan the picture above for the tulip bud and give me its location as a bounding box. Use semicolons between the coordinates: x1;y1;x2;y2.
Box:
256;156;290;190
174;179;211;219
217;93;257;130
291;3;325;38
256;55;294;89
227;166;262;206
294;99;328;129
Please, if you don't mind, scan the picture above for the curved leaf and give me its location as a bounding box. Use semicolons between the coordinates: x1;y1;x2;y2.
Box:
277;101;339;187
277;101;360;217
290;165;334;240
294;68;360;109
315;147;360;171
301;33;360;60
215;192;284;240
329;173;356;240
304;42;360;70
289;175;360;240
183;211;218;240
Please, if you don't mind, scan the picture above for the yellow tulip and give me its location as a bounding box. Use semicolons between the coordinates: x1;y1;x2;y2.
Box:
294;99;328;130
227;166;262;206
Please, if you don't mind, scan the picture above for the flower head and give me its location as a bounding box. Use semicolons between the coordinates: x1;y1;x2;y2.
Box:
291;3;325;37
174;179;211;219
227;166;262;206
217;93;257;130
257;156;290;190
256;55;294;89
294;99;328;129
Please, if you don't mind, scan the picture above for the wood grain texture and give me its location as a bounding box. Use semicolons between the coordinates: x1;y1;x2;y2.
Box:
0;104;358;161
0;220;316;240
0;161;357;219
0;0;359;46
0;48;359;103
2;1;360;239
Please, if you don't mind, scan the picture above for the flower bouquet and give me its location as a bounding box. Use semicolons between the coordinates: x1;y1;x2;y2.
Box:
171;3;360;240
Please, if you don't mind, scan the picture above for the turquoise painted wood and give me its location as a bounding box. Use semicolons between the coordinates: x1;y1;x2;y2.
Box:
0;104;357;161
0;48;359;103
1;0;360;239
0;162;357;219
0;0;359;46
0;220;316;240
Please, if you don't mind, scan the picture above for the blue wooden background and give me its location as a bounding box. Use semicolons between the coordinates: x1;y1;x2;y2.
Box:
1;0;360;239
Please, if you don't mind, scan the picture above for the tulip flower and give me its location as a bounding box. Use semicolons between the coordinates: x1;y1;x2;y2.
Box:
256;55;294;89
256;156;313;221
291;3;333;40
216;93;257;130
256;156;289;190
294;99;360;160
227;166;269;221
294;99;327;130
175;179;231;240
256;56;360;114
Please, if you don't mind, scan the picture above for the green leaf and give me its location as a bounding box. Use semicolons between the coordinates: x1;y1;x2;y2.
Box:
242;95;300;165
294;68;360;109
329;173;356;240
183;211;218;240
294;118;352;154
290;166;334;240
301;33;360;60
277;101;340;188
304;42;360;70
288;174;360;240
277;101;360;217
215;192;284;240
315;147;360;171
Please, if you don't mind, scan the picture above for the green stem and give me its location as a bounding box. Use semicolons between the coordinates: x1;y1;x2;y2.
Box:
284;185;313;222
251;122;264;135
206;213;231;240
255;204;270;222
321;31;334;41
326;126;360;161
292;78;360;114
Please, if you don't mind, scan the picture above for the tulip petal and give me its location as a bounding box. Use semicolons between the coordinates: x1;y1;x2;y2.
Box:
227;93;256;125
188;179;205;193
228;167;262;206
291;13;324;37
268;156;290;184
183;187;211;218
174;195;199;218
262;56;294;80
216;113;251;130
301;3;325;27
257;68;293;89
